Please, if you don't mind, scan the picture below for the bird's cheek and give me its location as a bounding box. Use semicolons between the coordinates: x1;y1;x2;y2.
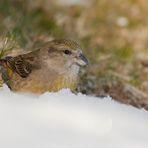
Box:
65;59;73;67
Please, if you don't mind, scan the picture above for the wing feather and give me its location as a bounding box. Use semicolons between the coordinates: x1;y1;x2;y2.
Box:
4;54;38;78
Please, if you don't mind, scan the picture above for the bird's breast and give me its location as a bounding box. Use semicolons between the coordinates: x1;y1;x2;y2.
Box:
7;67;79;93
47;74;79;92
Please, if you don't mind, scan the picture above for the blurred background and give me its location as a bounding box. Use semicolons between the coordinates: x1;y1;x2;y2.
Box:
0;0;148;109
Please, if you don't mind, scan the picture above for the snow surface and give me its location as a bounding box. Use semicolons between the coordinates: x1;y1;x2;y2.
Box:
0;85;148;148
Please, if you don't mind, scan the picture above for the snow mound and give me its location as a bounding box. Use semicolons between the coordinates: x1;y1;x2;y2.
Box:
0;85;148;148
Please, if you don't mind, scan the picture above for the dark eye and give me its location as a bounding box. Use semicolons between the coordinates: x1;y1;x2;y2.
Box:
64;50;72;55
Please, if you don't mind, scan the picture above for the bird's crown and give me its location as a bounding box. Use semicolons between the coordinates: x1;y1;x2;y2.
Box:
51;39;81;50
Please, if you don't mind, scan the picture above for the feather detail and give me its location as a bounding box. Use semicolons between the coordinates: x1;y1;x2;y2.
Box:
4;56;32;78
0;52;40;79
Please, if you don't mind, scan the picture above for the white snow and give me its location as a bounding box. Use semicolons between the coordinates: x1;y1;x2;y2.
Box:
0;85;148;148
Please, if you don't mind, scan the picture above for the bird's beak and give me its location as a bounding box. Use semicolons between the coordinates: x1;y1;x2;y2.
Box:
77;53;89;66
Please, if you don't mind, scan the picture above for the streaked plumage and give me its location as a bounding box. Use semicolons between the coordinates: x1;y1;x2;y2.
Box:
0;39;88;93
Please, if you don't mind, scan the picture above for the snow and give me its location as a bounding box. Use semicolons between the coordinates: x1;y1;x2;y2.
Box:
0;85;148;148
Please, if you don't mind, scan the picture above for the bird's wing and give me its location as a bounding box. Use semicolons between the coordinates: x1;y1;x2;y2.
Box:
2;53;39;78
4;56;32;78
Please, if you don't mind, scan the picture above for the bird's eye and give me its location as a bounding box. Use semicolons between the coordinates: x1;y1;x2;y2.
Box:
63;50;72;55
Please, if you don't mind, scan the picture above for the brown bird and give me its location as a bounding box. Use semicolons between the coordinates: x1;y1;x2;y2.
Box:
0;39;88;94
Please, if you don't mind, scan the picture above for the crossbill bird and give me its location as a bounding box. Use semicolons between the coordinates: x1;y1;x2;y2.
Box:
0;39;88;94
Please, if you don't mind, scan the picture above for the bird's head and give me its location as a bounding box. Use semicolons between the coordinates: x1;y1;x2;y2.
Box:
40;39;88;75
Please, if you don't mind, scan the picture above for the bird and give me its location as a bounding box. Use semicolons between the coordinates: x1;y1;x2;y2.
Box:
0;39;88;94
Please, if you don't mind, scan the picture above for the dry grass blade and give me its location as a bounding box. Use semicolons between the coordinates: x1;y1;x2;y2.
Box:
0;37;19;58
